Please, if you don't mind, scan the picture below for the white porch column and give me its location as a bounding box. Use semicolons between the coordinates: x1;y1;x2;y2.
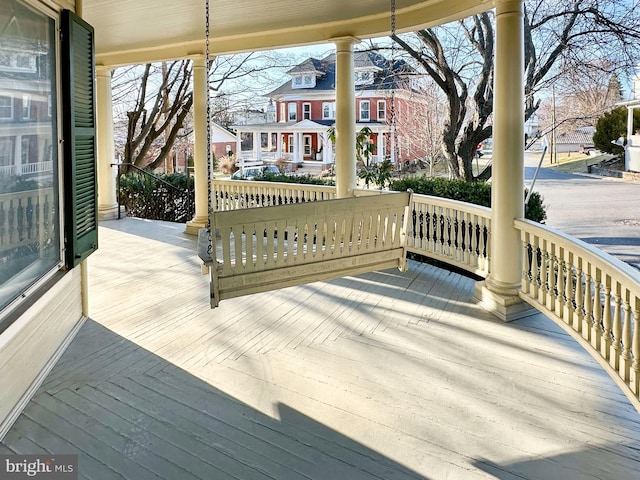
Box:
96;66;119;220
475;0;533;321
297;132;304;164
253;132;261;162
277;133;282;158
333;37;358;197
185;55;209;235
377;131;384;164
14;136;22;175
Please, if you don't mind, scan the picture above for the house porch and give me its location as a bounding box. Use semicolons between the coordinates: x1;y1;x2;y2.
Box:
2;217;639;479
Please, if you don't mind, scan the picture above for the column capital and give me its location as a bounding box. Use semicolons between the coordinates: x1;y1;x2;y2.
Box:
495;0;523;15
188;54;207;68
96;65;113;77
331;36;360;51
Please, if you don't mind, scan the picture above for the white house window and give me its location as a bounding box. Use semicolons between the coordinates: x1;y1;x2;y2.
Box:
322;102;335;120
359;100;370;121
22;94;31;120
302;103;311;120
0;52;37;73
0;137;13;167
377;100;386;120
288;103;297;121
0;95;12;119
0;0;60;313
287;134;294;153
303;135;312;155
279;102;286;122
292;74;316;89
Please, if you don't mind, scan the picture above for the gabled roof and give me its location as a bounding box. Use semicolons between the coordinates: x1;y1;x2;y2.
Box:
268;50;415;98
286;58;325;76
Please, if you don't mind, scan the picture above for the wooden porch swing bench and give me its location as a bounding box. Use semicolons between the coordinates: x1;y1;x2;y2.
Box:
198;191;412;308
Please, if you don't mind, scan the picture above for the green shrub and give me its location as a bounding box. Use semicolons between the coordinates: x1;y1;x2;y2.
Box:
389;176;546;223
257;172;335;186
118;171;194;223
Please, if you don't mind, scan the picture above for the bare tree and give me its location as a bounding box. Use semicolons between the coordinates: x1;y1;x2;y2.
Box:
112;51;296;171
393;0;640;181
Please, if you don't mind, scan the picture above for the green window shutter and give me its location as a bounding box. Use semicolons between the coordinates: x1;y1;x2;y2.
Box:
61;10;98;268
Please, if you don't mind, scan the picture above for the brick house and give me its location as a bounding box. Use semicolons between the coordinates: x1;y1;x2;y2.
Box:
233;51;430;170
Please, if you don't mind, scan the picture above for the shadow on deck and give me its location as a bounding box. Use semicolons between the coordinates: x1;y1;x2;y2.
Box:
2;217;639;479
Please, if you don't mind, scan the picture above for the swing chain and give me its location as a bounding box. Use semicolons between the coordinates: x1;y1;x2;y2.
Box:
205;0;213;256
389;0;398;165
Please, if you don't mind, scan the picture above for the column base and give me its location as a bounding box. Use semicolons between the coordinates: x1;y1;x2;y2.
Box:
474;280;536;323
185;216;208;236
98;204;122;221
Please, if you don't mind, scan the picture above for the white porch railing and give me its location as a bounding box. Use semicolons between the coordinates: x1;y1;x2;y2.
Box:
516;219;640;408
406;195;491;277
211;179;337;211
205;178;640;409
0;161;53;177
0;188;56;253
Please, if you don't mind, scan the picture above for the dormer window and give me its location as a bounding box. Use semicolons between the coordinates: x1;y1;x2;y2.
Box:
355;70;373;85
0;51;37;73
292;74;316;89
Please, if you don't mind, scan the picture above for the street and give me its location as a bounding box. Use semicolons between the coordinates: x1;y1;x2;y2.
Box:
524;151;640;269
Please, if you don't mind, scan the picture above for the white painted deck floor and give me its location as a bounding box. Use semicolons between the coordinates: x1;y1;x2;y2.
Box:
2;217;640;480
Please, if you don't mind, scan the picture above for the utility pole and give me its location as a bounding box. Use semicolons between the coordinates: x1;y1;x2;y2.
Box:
551;84;557;164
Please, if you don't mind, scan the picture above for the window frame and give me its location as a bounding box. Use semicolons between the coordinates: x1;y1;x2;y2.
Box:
0;0;66;322
302;102;311;120
359;100;370;121
22;94;31;120
0;94;13;119
288;102;297;121
377;100;386;120
303;135;312;155
322;102;335;120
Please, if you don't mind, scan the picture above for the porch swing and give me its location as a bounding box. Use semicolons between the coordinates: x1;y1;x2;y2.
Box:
199;0;412;308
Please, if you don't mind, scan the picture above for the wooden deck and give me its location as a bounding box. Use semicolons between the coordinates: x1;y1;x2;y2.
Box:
3;217;640;479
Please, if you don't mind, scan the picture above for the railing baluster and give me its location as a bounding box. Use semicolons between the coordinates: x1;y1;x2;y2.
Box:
631;297;640;395
564;250;574;325
583;262;593;342
574;258;583;333
592;269;603;351
619;289;632;381
610;282;622;370
601;276;612;360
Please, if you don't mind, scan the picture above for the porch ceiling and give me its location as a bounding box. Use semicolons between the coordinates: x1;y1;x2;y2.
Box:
81;0;494;66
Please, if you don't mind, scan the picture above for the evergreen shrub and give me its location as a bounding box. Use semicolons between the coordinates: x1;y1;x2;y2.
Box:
389;176;546;223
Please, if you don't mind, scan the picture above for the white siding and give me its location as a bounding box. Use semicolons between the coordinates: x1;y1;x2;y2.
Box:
0;268;84;439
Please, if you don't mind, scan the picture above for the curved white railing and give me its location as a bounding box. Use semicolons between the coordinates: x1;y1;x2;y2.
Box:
211;179;337;211
516;219;640;408
207;178;640;408
406;195;491;277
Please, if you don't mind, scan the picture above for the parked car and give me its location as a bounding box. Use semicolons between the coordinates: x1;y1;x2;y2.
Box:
231;165;281;180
